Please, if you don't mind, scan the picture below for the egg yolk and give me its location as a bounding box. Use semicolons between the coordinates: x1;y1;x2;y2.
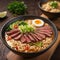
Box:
35;20;41;24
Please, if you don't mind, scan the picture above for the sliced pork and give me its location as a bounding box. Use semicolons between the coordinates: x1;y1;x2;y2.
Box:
6;25;53;43
10;32;20;38
24;34;31;43
26;33;35;42
38;31;52;37
14;34;23;40
6;29;20;35
30;33;38;42
36;25;52;31
35;32;45;39
21;35;27;43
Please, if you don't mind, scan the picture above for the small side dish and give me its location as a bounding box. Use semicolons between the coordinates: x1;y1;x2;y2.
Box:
41;1;60;12
5;19;53;53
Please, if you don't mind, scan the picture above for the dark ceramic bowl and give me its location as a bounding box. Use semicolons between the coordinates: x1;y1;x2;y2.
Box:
38;0;60;19
0;15;58;58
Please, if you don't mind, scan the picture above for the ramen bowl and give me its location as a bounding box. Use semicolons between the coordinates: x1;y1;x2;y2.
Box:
38;0;60;19
0;15;58;58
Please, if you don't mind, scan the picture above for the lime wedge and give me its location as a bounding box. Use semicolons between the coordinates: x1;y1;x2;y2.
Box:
0;11;7;18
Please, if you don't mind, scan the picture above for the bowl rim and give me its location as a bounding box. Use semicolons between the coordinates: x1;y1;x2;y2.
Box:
38;0;60;14
0;15;58;54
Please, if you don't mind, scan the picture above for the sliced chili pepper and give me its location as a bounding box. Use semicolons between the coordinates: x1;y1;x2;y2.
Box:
14;24;18;29
7;36;12;40
24;45;30;50
15;46;18;50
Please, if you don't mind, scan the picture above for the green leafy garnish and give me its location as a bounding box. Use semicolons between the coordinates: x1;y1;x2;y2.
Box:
29;42;43;47
49;1;58;8
7;1;27;15
6;21;34;33
9;21;20;29
19;25;34;33
18;21;34;33
6;26;12;31
19;21;28;26
6;21;28;31
34;42;43;47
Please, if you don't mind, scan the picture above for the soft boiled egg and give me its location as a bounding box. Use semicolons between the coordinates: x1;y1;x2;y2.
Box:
32;19;44;27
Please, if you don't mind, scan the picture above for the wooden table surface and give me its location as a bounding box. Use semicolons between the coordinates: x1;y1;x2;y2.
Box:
0;0;60;60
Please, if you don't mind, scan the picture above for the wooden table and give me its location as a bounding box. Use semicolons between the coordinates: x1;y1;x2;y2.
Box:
0;0;60;60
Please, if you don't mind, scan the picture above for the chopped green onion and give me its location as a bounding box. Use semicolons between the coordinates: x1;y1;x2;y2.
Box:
34;42;43;47
19;25;34;33
49;1;58;8
19;21;28;26
29;42;43;47
7;1;27;15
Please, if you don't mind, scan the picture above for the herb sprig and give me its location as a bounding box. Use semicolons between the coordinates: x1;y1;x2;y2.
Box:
7;1;27;15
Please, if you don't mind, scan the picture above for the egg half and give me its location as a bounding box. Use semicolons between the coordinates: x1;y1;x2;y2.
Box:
32;19;44;27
